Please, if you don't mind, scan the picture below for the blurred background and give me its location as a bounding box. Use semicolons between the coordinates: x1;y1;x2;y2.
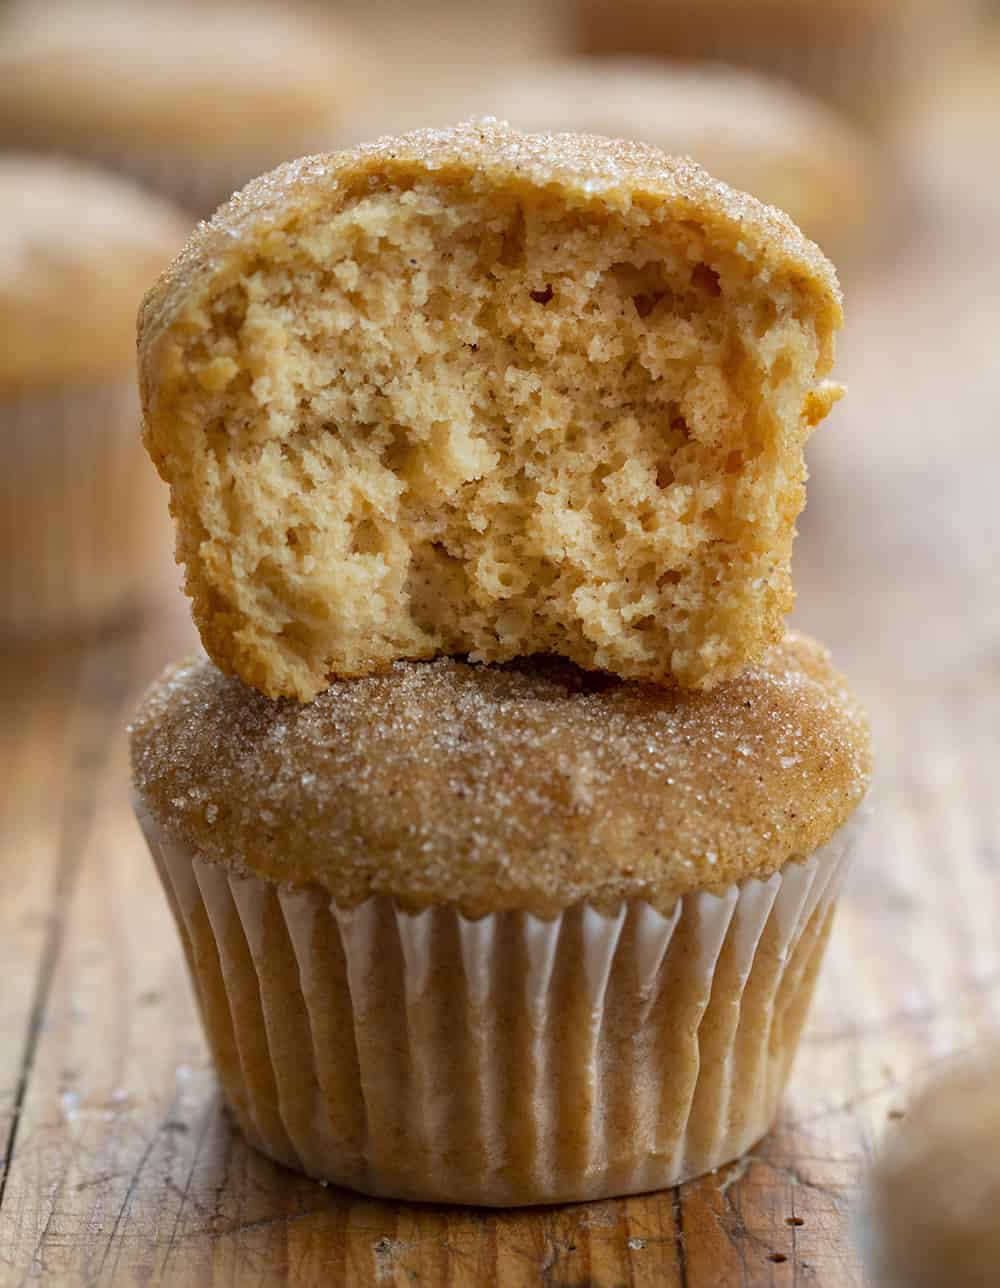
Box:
0;0;997;653
1;0;999;1280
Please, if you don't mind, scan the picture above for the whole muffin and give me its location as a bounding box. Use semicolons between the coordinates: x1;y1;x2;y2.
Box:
573;0;957;133
138;120;843;701
337;59;882;258
861;1046;1000;1288
0;157;189;638
0;0;370;217
130;630;871;1205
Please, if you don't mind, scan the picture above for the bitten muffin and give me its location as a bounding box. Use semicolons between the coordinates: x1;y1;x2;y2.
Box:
337;59;882;256
573;0;958;133
138;120;843;702
130;630;871;1205
861;1046;1000;1288
0;157;189;637
0;0;370;217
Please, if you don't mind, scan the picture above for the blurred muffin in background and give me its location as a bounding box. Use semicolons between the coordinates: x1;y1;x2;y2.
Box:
336;59;882;258
0;157;189;639
573;0;961;134
0;0;370;217
898;20;1000;193
861;1045;1000;1288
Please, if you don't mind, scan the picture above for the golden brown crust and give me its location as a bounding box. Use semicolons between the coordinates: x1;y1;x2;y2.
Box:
139;119;841;374
335;60;881;254
129;631;871;917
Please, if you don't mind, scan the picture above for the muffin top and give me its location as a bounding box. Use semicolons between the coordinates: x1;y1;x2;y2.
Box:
0;156;189;390
130;631;871;916
140;118;839;357
0;0;368;155
137;119;842;703
338;59;879;252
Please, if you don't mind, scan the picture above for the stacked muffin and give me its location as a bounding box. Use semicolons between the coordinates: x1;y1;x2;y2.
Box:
129;121;871;1205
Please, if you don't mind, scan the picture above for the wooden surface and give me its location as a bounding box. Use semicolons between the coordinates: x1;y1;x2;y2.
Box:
2;85;999;1288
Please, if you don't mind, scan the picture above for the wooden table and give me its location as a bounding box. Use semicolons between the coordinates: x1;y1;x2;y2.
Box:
2;105;998;1288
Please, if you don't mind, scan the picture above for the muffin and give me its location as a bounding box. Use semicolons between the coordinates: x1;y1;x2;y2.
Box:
861;1046;1000;1288
0;157;190;638
129;630;871;1205
336;59;882;257
138;120;844;702
0;0;370;217
573;0;956;133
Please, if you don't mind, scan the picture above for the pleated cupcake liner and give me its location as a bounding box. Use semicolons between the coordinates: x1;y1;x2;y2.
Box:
0;381;168;638
136;804;864;1206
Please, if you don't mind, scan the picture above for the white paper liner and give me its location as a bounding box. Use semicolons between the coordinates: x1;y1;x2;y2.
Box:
0;382;168;638
136;803;864;1205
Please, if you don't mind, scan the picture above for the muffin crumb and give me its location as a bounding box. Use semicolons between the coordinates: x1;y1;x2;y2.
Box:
139;120;843;701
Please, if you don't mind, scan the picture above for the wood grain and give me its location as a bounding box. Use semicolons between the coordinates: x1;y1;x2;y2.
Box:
2;58;999;1288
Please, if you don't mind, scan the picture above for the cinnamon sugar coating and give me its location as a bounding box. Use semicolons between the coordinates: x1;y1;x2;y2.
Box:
337;59;881;254
129;631;870;917
138;120;843;701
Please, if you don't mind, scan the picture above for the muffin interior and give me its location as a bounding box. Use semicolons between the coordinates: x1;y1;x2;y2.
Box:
168;179;838;699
